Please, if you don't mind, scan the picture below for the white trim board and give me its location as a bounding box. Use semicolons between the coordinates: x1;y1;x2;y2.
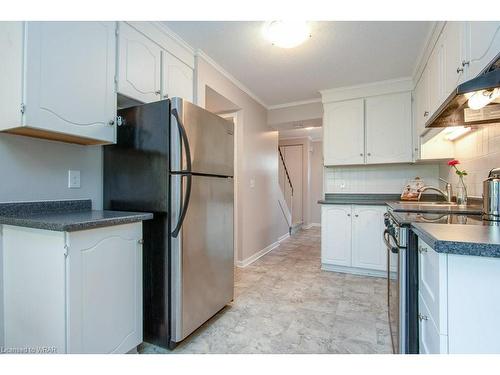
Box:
321;263;390;278
235;232;289;268
303;223;321;229
268;97;322;110
196;49;269;109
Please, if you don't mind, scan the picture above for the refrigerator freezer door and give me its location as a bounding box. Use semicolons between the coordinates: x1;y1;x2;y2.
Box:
171;174;234;342
170;97;234;177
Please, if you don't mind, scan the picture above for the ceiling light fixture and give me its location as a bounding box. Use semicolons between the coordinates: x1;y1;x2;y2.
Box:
263;21;311;48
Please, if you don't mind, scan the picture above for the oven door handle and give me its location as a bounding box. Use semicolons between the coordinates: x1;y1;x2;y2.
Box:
384;229;400;254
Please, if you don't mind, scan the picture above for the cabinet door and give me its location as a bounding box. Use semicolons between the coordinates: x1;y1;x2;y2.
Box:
351;205;386;271
419;292;448;354
413;70;429;160
466;21;500;79
24;22;116;143
323;99;364;166
441;22;466;99
427;44;443;116
365;92;412;164
67;223;142;354
162;50;194;101
117;22;162;103
321;205;352;266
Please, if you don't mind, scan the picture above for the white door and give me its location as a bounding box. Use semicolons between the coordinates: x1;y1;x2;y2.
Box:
441;22;466;98
323;99;364;166
466;21;500;79
351;205;386;271
162;50;194;101
117;22;162;103
427;44;443;116
67;223;142;354
365;92;413;164
24;21;116;143
321;205;352;267
280;145;303;225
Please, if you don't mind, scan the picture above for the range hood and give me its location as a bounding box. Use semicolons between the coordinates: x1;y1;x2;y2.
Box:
426;54;500;128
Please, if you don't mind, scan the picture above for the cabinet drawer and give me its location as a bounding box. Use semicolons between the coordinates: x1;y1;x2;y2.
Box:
418;238;448;334
419;292;448;354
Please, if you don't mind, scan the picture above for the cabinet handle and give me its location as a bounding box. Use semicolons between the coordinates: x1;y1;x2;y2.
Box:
359;153;363;156
347;214;351;217
367;153;371;156
163;94;169;99
423;111;429;117
354;214;359;217
418;246;427;254
138;239;144;245
462;60;470;67
155;90;161;96
108;119;115;126
457;66;464;74
414;147;419;152
418;313;429;321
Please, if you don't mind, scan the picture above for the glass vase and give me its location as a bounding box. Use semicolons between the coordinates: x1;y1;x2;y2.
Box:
456;184;468;206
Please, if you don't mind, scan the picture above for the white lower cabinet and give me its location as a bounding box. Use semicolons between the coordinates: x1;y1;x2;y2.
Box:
321;204;388;276
2;223;143;354
418;238;500;354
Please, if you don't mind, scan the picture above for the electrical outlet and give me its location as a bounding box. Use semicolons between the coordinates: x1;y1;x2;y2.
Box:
68;170;81;189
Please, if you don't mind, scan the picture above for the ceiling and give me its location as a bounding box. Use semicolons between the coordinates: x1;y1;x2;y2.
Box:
279;127;322;141
165;21;433;107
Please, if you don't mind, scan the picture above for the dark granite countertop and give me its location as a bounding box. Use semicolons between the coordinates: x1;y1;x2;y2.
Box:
318;193;401;206
0;199;153;232
412;222;500;258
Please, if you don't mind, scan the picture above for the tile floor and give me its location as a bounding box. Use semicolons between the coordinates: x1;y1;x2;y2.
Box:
140;227;392;354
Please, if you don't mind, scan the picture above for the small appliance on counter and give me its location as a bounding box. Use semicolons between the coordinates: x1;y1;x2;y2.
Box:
483;167;500;221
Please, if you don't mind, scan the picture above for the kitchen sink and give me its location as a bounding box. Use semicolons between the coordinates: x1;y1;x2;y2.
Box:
397;201;458;206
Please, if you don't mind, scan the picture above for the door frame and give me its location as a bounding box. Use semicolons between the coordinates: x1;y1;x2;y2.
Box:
218;111;241;264
278;143;304;225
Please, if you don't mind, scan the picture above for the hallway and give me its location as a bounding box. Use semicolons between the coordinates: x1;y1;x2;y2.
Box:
140;227;392;354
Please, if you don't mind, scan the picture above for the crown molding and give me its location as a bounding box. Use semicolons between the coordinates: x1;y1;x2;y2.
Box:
268;97;322;110
196;49;269;109
320;77;413;103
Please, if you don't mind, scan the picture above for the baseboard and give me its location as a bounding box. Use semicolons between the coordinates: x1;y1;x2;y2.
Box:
236;240;280;268
278;232;290;242
321;263;388;278
303;223;321;229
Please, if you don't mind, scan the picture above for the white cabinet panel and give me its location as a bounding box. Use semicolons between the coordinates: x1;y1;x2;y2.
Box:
427;44;443;117
118;22;162;103
321;205;352;266
466;21;500;79
162;51;194;101
365;92;412;164
418;292;448;354
23;21;116;144
413;70;429;159
441;22;466;98
67;224;142;354
323;99;364;166
351;206;386;271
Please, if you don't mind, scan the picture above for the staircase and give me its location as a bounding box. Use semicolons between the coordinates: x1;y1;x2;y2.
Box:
278;147;301;235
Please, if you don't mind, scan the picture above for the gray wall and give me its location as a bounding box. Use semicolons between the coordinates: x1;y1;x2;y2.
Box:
0;132;104;346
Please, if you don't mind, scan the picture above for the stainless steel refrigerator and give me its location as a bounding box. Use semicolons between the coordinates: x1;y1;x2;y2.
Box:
104;98;234;349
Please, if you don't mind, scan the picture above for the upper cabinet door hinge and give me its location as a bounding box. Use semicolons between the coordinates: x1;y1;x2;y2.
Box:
20;103;25;114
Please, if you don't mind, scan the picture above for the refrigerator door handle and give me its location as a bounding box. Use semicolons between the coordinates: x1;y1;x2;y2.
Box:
171;108;193;238
171;173;191;238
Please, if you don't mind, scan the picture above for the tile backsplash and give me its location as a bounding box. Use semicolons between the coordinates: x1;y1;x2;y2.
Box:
324;164;440;194
439;125;500;198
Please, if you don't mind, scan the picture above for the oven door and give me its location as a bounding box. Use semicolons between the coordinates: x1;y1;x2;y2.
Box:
385;229;405;354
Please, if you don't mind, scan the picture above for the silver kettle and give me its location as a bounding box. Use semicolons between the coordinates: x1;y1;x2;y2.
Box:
483;168;500;221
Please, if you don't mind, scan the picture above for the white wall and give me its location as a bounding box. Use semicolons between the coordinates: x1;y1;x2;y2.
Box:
268;101;323;127
309;141;323;224
439;126;500;198
324;164;440;193
0;132;104;348
196;54;288;264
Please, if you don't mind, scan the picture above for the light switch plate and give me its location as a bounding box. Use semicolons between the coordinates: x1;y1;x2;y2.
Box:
68;170;81;189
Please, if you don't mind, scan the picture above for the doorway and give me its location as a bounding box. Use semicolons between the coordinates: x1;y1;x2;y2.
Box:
278;144;303;225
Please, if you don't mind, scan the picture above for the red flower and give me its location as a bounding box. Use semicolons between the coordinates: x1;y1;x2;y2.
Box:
448;159;460;166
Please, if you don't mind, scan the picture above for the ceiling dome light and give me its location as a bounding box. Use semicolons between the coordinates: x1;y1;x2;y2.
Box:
264;21;311;48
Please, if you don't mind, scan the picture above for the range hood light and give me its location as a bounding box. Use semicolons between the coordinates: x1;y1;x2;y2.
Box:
444;126;472;141
468;88;500;110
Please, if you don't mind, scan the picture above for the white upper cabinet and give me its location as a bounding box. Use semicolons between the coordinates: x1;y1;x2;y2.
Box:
351;206;386;271
441;22;466;99
427;43;443;117
413;69;429;159
465;21;500;79
0;21;117;145
323;99;364;166
365;92;413;164
162;51;194;101
117;23;162;103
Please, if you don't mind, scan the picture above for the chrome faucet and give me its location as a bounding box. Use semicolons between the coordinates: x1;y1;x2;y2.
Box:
417;178;453;202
